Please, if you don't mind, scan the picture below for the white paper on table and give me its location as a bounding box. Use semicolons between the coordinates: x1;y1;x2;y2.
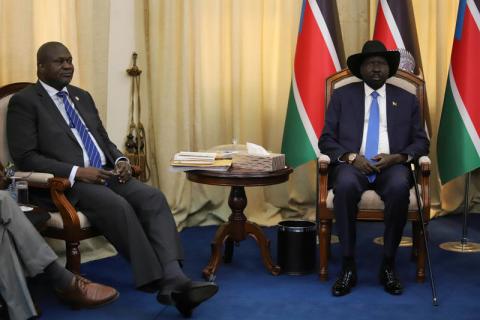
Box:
246;142;269;156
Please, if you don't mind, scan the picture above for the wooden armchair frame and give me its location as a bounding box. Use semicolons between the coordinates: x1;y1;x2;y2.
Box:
317;69;431;283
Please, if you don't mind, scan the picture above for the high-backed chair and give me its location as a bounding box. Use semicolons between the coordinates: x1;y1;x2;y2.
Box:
317;69;431;283
1;83;97;274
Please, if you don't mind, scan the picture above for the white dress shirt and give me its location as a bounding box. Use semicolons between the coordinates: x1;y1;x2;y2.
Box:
39;80;107;185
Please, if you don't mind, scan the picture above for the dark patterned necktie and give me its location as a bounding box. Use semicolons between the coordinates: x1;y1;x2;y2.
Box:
56;91;102;168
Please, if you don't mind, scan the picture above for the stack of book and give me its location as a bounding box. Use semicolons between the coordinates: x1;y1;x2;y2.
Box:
170;152;232;172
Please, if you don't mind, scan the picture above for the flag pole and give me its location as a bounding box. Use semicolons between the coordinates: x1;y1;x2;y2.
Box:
439;172;480;253
461;172;471;245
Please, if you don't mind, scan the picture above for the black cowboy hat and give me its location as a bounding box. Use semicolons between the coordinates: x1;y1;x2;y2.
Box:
346;40;400;79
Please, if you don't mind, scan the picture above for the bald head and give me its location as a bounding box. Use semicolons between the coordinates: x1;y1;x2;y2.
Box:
37;41;67;64
36;42;74;90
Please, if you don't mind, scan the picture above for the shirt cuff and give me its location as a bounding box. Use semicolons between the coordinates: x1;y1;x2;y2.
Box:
69;166;78;186
115;157;130;165
337;152;349;163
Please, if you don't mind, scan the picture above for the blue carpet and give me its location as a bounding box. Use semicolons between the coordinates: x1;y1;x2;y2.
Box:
30;214;480;320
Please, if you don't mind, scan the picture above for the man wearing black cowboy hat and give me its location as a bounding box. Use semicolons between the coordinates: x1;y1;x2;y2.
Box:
319;40;429;297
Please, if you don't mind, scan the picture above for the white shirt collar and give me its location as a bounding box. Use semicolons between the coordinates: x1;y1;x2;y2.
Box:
364;83;386;98
39;79;68;98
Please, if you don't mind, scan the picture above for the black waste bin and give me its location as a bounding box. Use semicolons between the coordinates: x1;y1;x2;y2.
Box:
277;220;316;275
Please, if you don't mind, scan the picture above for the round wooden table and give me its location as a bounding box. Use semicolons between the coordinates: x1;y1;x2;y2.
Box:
186;167;293;280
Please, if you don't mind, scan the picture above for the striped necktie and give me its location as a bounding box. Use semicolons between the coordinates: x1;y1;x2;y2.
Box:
364;91;379;183
56;91;102;168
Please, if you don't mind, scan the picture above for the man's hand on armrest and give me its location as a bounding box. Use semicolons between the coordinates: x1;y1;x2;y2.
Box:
76;167;114;184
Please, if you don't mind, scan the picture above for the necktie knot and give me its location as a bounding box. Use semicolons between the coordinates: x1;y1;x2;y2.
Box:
56;91;68;98
371;91;379;99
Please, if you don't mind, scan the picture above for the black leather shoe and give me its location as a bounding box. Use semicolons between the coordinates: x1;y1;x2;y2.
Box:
332;268;357;297
379;265;403;295
157;281;218;318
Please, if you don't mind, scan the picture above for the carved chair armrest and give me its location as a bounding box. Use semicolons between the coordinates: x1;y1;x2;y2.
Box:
13;172;81;234
317;153;331;175
416;156;431;220
317;154;331;211
47;177;83;234
418;156;431;176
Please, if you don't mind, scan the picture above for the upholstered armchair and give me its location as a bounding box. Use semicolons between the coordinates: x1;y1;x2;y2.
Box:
0;82;101;273
317;69;431;283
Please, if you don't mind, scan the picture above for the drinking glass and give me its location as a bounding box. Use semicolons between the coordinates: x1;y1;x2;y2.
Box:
15;180;29;205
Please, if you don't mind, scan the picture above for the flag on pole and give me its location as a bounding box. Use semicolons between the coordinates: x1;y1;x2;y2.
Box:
281;0;344;168
437;0;480;185
373;0;423;75
372;0;432;135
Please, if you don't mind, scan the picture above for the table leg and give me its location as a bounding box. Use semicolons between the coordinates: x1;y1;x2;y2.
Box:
202;223;232;281
245;221;281;275
202;185;280;280
228;186;247;242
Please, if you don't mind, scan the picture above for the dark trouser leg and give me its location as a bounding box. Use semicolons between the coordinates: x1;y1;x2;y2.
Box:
73;182;163;289
330;165;369;257
108;178;184;266
375;164;411;258
73;178;184;289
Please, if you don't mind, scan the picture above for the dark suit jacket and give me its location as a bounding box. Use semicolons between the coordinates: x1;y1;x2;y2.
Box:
318;82;429;163
7;82;123;177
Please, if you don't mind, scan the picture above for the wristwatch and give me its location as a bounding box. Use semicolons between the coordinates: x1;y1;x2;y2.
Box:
347;153;357;164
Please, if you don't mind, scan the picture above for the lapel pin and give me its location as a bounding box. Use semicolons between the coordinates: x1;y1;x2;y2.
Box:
75;96;80;101
392;101;398;107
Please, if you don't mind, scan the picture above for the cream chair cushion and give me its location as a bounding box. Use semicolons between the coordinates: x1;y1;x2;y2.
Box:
326;188;422;211
48;211;92;228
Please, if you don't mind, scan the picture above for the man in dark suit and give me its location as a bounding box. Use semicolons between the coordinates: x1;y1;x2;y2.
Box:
319;40;429;297
0;168;118;319
7;41;217;317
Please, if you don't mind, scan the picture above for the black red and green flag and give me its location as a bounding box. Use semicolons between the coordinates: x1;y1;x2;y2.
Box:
281;0;345;168
437;0;480;184
373;0;423;75
372;0;431;136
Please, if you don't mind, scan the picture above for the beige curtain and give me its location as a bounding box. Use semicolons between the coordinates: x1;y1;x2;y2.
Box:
0;0;110;120
137;0;477;229
135;0;367;228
